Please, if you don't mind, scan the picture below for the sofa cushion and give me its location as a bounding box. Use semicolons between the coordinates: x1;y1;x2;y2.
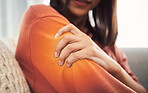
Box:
1;38;18;55
0;41;30;93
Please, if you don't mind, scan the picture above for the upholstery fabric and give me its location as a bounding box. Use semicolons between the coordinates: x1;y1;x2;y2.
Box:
0;41;30;93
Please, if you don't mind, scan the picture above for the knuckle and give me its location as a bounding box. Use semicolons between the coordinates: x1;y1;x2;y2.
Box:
62;36;68;42
69;24;73;27
66;24;71;29
59;55;64;62
69;24;75;29
73;53;79;59
67;56;74;64
56;44;63;52
66;44;73;51
84;35;91;40
87;35;91;39
66;59;71;64
63;35;70;41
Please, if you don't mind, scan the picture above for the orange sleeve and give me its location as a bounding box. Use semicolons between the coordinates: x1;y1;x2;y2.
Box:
15;4;136;93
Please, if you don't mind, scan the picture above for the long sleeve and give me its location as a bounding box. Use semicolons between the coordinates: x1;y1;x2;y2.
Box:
15;4;136;93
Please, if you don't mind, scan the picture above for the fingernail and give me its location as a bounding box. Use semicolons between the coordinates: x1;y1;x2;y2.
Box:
54;52;58;58
59;60;63;66
66;63;71;68
55;33;59;38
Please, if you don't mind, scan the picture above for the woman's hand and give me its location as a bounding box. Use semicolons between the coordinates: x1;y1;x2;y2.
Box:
55;24;146;93
54;24;120;73
54;24;147;93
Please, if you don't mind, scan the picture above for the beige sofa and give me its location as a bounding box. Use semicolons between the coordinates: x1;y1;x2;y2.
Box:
0;39;30;93
0;39;147;92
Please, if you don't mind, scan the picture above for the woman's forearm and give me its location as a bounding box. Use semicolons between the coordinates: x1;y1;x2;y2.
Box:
92;48;146;93
92;50;146;93
111;60;146;93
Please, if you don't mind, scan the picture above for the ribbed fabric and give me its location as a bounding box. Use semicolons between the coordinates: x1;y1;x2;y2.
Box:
15;4;136;93
0;41;30;93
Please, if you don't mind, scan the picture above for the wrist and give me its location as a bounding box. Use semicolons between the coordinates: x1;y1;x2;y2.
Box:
90;46;122;76
108;59;123;79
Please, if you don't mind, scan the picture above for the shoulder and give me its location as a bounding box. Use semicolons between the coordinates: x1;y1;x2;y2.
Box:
24;4;68;22
29;4;59;18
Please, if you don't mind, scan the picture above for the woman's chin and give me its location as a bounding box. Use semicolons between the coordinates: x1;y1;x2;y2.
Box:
71;10;88;17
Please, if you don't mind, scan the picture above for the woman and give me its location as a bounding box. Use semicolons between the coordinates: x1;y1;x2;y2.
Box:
15;0;146;93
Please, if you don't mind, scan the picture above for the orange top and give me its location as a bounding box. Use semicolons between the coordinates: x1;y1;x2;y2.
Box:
15;4;136;93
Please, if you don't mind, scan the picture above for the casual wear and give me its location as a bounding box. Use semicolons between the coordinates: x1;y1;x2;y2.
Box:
15;4;137;93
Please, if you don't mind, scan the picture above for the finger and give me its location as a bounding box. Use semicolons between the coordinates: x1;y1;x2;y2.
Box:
58;42;83;66
55;24;81;38
55;35;79;58
66;49;86;68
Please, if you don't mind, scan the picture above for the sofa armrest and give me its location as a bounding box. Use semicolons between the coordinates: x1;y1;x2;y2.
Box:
0;40;30;93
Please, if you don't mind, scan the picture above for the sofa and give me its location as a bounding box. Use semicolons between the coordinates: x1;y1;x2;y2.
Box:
0;38;30;93
0;38;147;92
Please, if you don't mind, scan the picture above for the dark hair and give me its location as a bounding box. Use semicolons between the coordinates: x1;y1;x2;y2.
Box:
50;0;118;47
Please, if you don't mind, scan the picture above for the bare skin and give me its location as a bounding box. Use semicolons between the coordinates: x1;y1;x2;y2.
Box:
54;0;146;92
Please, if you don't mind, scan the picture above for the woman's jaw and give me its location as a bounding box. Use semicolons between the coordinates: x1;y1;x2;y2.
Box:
62;0;101;17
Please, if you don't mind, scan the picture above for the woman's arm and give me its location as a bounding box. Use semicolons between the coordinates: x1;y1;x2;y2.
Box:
111;62;146;93
55;24;146;93
16;4;136;93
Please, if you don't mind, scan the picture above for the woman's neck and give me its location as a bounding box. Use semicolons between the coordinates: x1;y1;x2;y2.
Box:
62;9;88;30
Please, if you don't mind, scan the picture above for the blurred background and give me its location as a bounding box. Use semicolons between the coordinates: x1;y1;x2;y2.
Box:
0;0;148;48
